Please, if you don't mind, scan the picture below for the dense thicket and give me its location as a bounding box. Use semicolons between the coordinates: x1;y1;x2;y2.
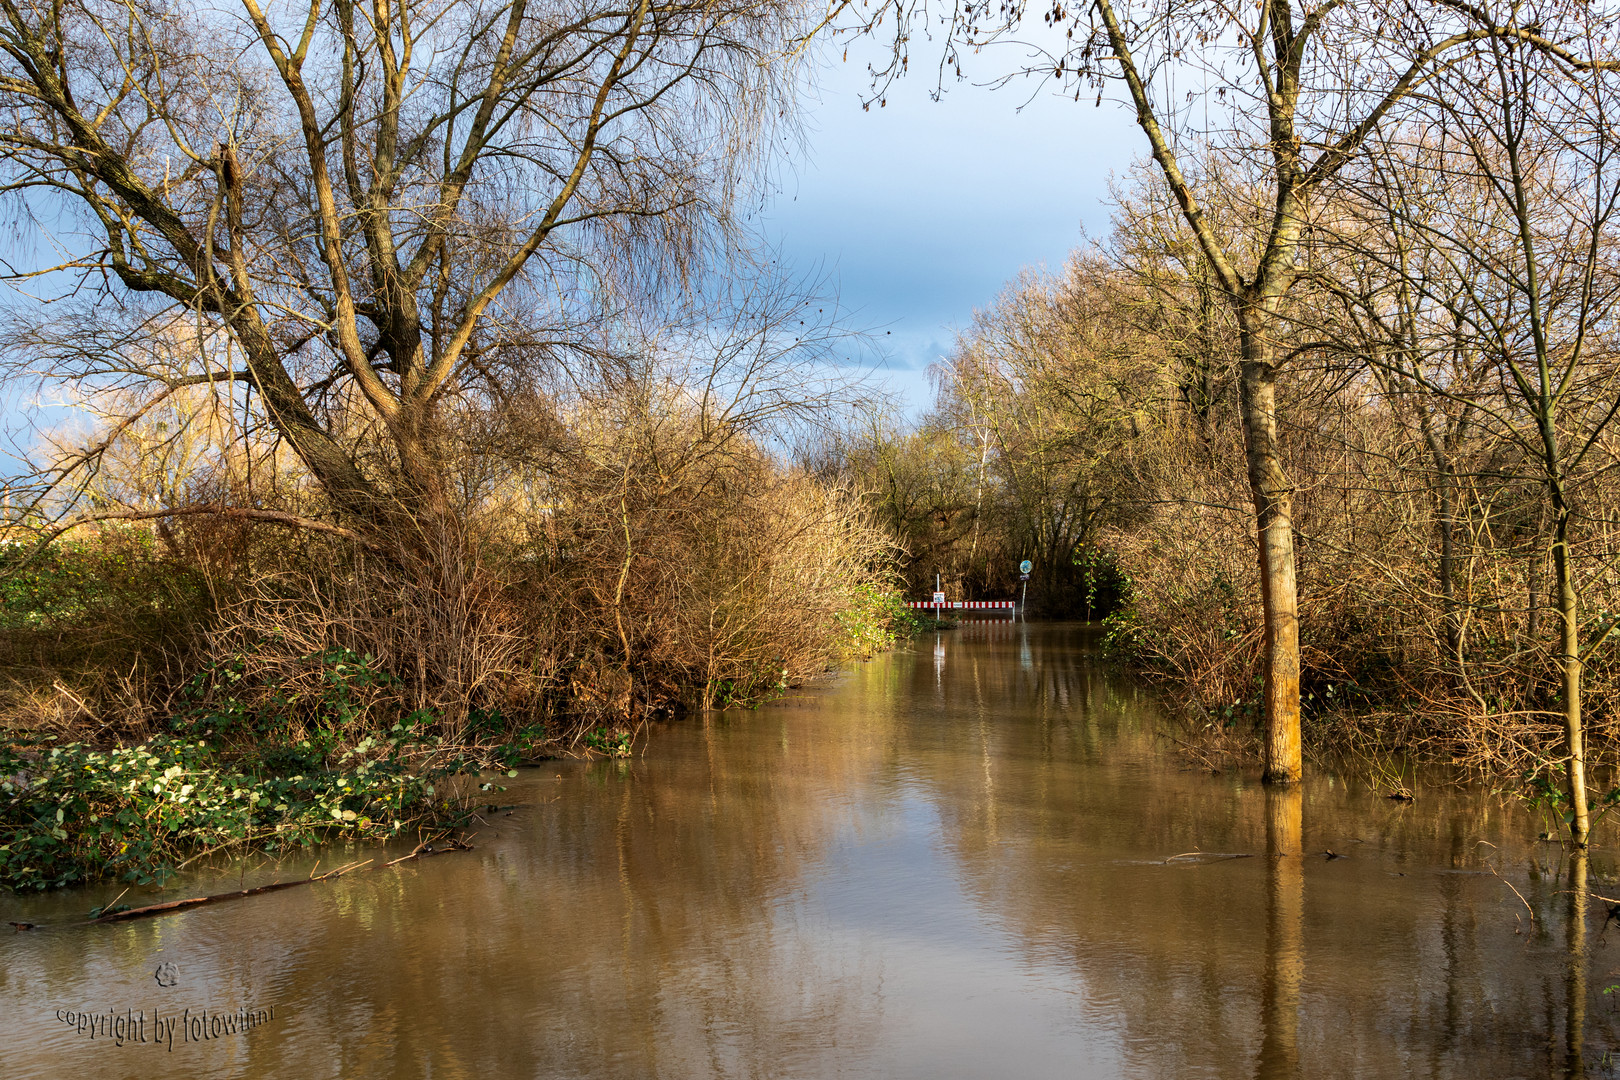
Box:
839;136;1620;798
2;364;902;735
802;0;1620;835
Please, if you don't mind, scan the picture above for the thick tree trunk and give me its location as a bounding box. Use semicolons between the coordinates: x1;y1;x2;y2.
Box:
1238;348;1303;784
1553;500;1591;849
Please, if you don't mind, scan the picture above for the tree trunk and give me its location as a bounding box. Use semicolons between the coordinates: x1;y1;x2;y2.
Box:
1238;342;1303;784
1528;551;1542;641
1440;490;1461;657
1429;451;1462;661
1552;496;1591;849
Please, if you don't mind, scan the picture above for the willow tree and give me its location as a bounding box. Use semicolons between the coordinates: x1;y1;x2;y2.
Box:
0;0;808;540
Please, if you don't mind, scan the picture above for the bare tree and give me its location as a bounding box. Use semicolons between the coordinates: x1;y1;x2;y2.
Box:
1325;31;1620;846
939;258;1162;606
824;0;1620;782
0;0;810;542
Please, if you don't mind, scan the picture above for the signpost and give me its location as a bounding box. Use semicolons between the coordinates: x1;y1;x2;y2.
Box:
1018;560;1032;618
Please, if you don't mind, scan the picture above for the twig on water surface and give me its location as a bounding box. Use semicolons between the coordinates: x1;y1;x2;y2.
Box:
382;833;476;868
1476;841;1536;927
1162;851;1256;865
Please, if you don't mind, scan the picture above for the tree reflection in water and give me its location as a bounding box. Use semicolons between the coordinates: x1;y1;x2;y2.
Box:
1258;785;1303;1080
1568;853;1589;1080
3;625;1620;1079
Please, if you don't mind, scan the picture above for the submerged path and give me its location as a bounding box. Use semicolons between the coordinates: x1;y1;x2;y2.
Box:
1;623;1611;1078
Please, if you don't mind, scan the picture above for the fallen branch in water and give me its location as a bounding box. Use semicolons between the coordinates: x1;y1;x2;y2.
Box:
1162;851;1255;865
0;834;478;931
90;859;374;922
89;834;477;924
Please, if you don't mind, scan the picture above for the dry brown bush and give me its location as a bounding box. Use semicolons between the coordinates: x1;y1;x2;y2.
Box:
5;368;901;759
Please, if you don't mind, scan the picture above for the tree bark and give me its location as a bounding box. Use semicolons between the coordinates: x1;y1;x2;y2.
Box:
1418;416;1463;661
1238;337;1303;785
1528;552;1542;640
1552;494;1591;848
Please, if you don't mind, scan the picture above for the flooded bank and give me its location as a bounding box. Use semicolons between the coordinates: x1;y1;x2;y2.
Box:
3;623;1617;1078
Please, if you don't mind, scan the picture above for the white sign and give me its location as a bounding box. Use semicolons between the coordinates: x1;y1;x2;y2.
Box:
932;592;946;605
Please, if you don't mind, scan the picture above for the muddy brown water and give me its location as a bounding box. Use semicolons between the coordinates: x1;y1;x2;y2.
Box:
4;623;1620;1078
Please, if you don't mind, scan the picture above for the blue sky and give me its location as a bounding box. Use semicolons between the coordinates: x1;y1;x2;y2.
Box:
759;44;1144;413
2;41;1147;443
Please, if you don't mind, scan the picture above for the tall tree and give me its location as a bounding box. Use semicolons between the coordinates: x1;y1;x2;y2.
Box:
829;0;1620;782
0;0;808;541
1327;31;1620;847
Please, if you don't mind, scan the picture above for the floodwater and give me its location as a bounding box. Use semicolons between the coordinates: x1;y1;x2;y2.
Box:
4;623;1620;1079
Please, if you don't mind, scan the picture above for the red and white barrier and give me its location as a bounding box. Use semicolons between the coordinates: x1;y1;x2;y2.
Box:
907;600;1016;614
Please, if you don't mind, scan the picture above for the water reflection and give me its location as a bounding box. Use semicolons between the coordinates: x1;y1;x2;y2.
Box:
1258;787;1303;1080
1568;853;1589;1080
1;625;1616;1079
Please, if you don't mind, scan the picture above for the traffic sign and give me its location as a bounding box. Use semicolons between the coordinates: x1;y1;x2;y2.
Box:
1019;560;1032;574
932;591;946;604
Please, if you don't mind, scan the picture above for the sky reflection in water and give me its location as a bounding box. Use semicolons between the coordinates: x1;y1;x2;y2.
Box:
1;623;1613;1079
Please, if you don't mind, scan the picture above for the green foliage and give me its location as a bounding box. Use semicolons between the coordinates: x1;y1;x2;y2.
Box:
0;532;205;633
0;532;216;738
705;676;776;708
0;647;497;891
835;583;915;659
906;614;958;632
1519;762;1620;832
583;727;634;757
0;728;451;891
466;707;550;768
1073;547;1129;620
169;646;405;754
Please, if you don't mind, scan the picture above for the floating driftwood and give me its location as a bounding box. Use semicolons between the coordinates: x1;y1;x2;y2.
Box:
1162;851;1255;865
90;860;373;923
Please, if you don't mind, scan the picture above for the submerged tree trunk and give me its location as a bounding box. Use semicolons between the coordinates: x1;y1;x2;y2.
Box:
1238;328;1303;785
